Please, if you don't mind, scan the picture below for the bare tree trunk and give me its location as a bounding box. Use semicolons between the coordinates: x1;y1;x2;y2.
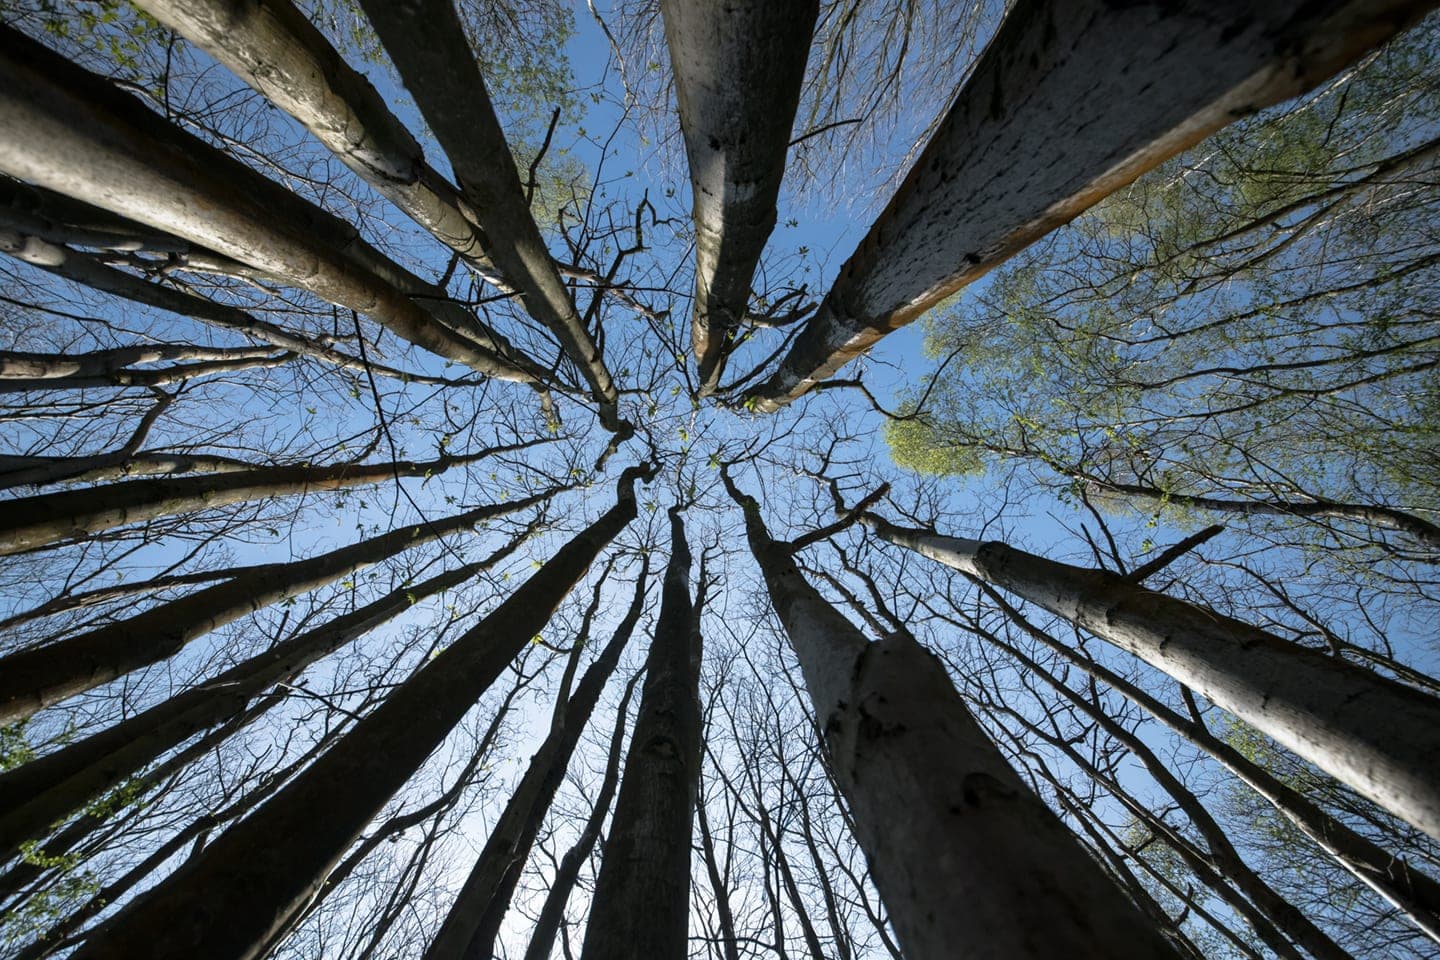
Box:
965;580;1440;944
744;0;1437;411
658;0;818;394
353;0;625;432
0;344;283;381
523;670;641;960
721;469;1181;960
424;566;647;960
0;487;557;725
580;508;703;960
0;446;499;554
0;527;532;857
66;465;652;960
0;26;546;386
865;513;1440;841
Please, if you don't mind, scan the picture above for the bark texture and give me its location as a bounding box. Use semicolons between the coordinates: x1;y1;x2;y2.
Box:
722;471;1182;960
659;0;818;394
867;515;1440;842
745;0;1438;411
580;509;703;960
67;465;651;960
0;26;543;385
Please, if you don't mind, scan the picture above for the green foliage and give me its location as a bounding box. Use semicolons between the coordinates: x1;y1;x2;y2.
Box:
0;721;35;771
883;415;982;476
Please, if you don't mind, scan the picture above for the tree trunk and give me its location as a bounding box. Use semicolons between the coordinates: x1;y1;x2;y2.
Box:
722;469;1182;960
744;0;1437;411
0;447;496;554
0;487;557;724
354;0;625;431
0;527;532;858
658;0;818;395
865;514;1440;842
580;508;703;960
0;26;545;386
523;669;640;960
425;566;647;960
66;464;652;960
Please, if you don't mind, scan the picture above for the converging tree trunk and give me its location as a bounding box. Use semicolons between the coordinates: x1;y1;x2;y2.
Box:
0;25;547;386
580;508;703;960
66;464;653;960
864;514;1440;842
354;0;625;431
425;564;647;960
0;486;559;725
745;0;1437;411
720;468;1181;960
0;525;534;858
659;0;819;395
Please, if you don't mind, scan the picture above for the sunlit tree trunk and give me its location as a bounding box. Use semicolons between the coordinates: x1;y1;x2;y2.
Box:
0;527;533;858
0;487;558;725
659;0;818;394
0;25;545;386
353;0;625;432
865;513;1440;842
580;509;703;960
424;566;646;959
722;469;1182;960
745;0;1436;411
66;465;652;960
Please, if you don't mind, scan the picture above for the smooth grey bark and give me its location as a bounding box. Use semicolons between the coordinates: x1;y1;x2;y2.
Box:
354;0;626;432
0;344;282;381
721;469;1182;960
67;465;652;960
0;487;557;725
0;446;500;554
744;0;1438;411
658;0;818;395
0;528;531;858
0;352;294;393
424;566;647;960
965;581;1440;945
522;671;640;960
865;514;1440;842
0;26;546;386
580;509;703;960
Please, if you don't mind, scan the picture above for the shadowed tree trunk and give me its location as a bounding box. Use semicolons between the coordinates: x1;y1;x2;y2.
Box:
721;468;1182;960
523;670;641;960
865;513;1440;842
0;486;559;725
0;447;507;554
658;0;819;395
65;464;653;960
424;563;648;960
745;0;1437;411
580;508;703;960
354;0;626;433
0;25;547;386
0;525;535;858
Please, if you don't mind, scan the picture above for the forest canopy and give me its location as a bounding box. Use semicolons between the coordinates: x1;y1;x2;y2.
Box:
1;2;1439;959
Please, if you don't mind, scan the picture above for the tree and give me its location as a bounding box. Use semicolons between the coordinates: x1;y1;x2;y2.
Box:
1;1;1437;958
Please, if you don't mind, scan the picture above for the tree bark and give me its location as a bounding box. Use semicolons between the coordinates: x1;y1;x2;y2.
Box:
658;0;818;395
722;469;1182;960
425;565;648;960
0;26;546;386
580;508;703;960
0;447;499;554
865;514;1440;842
66;464;652;960
0;487;557;725
0;527;532;858
744;0;1438;411
354;0;625;431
